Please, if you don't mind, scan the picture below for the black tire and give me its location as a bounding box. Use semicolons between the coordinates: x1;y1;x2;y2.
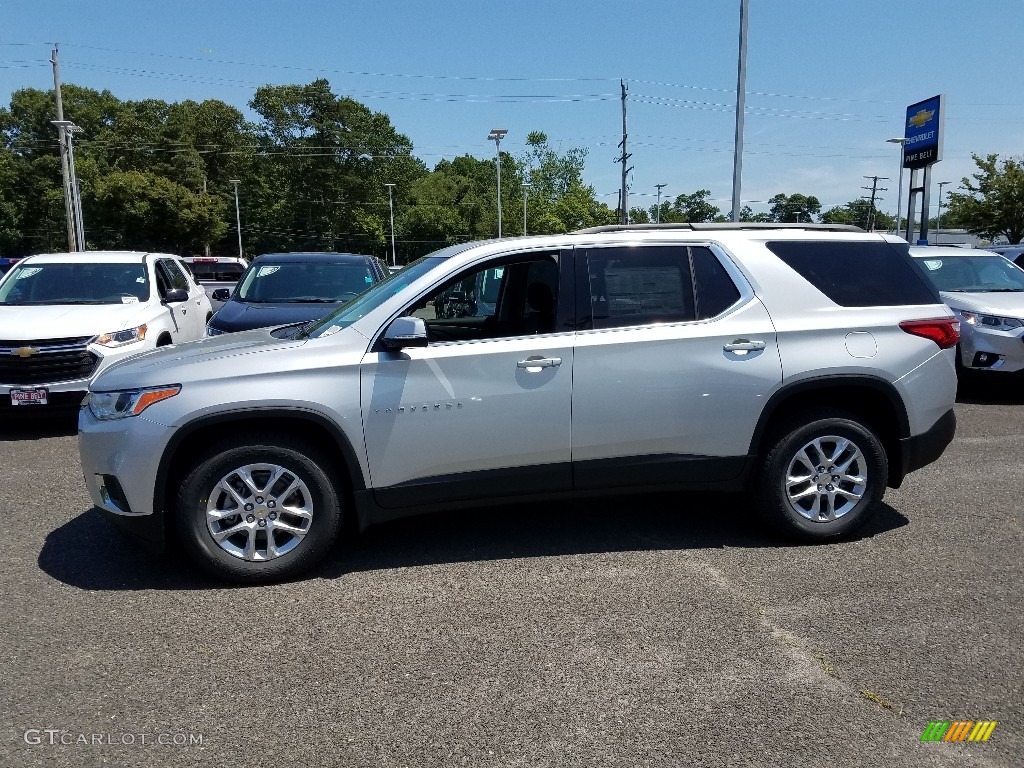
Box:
755;410;887;541
176;436;342;583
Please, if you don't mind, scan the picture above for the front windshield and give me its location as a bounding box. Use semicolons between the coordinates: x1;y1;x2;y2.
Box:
916;255;1024;292
236;260;379;302
0;262;151;305
300;257;444;338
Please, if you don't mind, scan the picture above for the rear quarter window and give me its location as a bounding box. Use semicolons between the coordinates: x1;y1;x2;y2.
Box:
766;241;939;307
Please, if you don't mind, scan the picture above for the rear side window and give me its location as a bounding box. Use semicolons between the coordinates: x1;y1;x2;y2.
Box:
579;246;695;329
766;241;939;307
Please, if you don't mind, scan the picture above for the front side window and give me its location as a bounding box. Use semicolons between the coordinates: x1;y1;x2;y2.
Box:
158;259;191;292
407;254;561;343
0;262;150;305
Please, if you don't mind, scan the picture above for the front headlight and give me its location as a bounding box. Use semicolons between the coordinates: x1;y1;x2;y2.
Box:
94;324;148;347
87;385;180;420
958;310;1024;332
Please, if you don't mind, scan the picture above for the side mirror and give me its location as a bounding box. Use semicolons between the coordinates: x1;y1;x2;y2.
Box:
162;288;188;304
211;288;231;301
381;316;428;350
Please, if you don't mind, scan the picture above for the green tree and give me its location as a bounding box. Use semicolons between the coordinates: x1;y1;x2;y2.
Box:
247;79;425;256
767;193;821;223
819;199;892;230
945;154;1024;244
93;170;227;253
666;189;721;223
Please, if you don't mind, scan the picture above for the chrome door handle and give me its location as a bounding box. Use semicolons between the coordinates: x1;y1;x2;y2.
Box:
517;356;562;369
723;339;765;352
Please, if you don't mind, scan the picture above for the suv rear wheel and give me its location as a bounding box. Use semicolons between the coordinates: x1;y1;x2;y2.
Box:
755;410;887;540
176;436;342;582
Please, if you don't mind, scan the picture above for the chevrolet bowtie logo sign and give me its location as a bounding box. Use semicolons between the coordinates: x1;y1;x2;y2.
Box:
908;108;935;128
11;347;39;358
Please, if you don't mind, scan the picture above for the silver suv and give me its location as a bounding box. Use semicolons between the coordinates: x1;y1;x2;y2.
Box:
79;225;960;583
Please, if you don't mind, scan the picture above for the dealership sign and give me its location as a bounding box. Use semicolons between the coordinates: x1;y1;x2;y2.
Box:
903;95;944;169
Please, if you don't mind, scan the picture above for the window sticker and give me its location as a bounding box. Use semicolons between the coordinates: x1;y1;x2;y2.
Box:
136;276;147;283
923;260;943;271
257;266;281;277
121;296;139;304
319;324;342;337
17;268;42;279
364;276;373;283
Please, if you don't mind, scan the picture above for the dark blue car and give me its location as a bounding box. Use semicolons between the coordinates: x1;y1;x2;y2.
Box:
205;252;386;336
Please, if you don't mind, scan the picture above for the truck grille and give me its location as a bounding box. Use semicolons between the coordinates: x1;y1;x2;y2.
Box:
0;336;100;385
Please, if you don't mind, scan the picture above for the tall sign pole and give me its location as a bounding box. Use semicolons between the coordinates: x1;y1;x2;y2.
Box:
731;0;749;222
50;45;77;252
901;95;944;244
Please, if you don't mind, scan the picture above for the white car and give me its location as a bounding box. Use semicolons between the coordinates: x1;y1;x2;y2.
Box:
911;246;1024;374
0;251;212;412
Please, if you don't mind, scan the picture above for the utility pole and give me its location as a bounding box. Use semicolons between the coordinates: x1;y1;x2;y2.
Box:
229;180;243;258
861;175;889;231
385;183;397;267
51;44;76;252
936;181;951;245
615;80;632;225
731;0;749;222
655;184;667;223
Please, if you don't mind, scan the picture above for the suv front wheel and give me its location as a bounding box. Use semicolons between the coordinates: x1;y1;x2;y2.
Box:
756;411;888;540
176;436;342;582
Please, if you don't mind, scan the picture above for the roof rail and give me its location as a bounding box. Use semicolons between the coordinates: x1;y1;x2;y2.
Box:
573;222;865;234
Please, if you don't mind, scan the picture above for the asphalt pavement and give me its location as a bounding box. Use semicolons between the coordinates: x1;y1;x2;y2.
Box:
1;380;1021;767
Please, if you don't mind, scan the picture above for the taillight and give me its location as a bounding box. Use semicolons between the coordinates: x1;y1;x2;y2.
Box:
899;318;960;349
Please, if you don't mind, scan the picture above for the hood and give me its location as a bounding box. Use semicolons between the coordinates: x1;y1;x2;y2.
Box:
939;290;1024;316
0;302;151;340
208;299;342;332
90;324;366;392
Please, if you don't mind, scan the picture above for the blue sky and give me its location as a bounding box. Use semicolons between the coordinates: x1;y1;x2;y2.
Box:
3;0;1022;220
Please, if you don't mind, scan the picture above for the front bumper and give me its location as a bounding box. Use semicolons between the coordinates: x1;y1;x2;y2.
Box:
0;339;155;407
79;405;175;551
960;325;1024;373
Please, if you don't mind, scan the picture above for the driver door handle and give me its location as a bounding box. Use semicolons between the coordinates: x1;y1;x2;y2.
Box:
723;339;765;352
517;356;562;369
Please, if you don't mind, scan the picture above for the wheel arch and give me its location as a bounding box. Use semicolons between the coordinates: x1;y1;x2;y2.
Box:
154;408;366;539
748;375;910;488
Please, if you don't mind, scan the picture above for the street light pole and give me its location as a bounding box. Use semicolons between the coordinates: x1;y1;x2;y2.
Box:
936;181;951;245
655;183;667;223
521;183;530;236
487;129;508;237
52;120;85;251
385;183;397;267
229;179;243;259
886;137;907;236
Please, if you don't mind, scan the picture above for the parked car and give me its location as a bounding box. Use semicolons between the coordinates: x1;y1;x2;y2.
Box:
80;224;959;583
910;245;1024;374
0;251;211;413
204;252;387;336
983;244;1024;269
179;255;248;312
